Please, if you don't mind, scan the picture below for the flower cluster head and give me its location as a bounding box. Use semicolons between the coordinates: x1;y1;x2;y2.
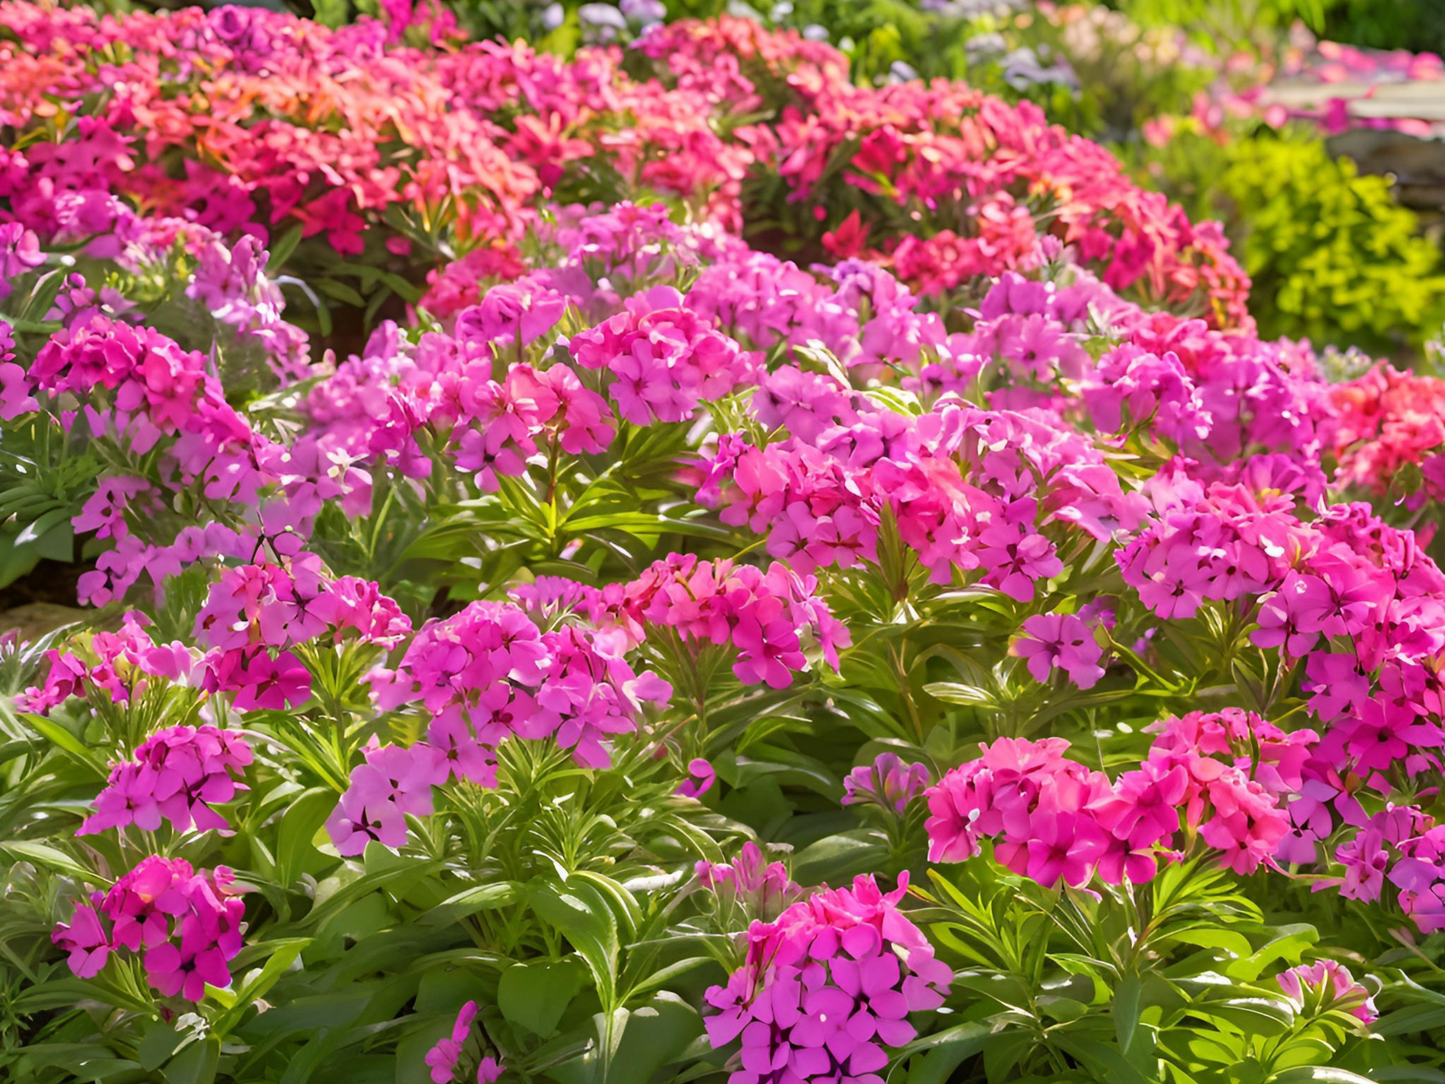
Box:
52;856;244;1001
569;286;758;427
18;612;192;715
704;874;952;1084
1012;612;1106;690
926;722;1297;890
1125;710;1297;876
696;841;803;922
329;600;670;856
1326;363;1445;511
1276;960;1377;1025
80;725;253;836
924;737;1126;886
193;560;411;712
699;399;1143;596
30;315;241;456
194;557;331;653
842;754;932;814
316;319;616;494
371;599;670;769
599;555;849;689
325;738;448;856
1084;345;1211;445
424;1000;505;1083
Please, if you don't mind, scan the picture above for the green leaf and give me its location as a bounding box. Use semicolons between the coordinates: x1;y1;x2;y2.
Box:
532;880;620;1011
288;858;444;933
210;938;311;1038
418;882;518;927
19;712;102;767
267;225;305;271
1113;972;1142;1054
0;841;107;885
790;830;889;887
1188;997;1295;1036
1055;1036;1153;1084
498;958;590;1037
601;993;700;1083
166;1037;220;1084
899;1021;992;1084
275;788;338;887
137;1023;187;1072
1373;1002;1445;1037
623;956;712;1002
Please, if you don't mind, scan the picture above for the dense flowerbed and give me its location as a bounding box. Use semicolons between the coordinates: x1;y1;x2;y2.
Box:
3;3;1445;1083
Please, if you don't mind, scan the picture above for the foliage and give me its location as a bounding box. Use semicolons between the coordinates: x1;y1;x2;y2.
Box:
1135;125;1445;351
3;3;1445;1084
1118;0;1445;53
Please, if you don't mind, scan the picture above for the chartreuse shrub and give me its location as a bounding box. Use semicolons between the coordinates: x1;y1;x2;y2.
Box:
5;4;1445;1084
1138;126;1445;351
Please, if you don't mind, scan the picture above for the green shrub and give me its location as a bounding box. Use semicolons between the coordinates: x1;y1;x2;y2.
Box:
1137;127;1445;351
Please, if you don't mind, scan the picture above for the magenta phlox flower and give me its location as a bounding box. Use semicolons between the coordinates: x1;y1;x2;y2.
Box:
677;757;716;798
1013;612;1105;689
80;725;252;836
842;753;931;813
52;856;245;1002
704;874;951;1081
1277;960;1377;1025
459;281;566;347
425;1000;480;1083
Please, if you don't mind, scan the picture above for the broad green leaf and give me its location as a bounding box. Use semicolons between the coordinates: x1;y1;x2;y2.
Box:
899;1021;992;1084
19;712;102;768
0;841;107;885
211;938;312;1038
166;1037;220;1084
275;788;340;887
418;881;518;927
498;958;590;1037
1113;972;1142;1054
533;880;620;1011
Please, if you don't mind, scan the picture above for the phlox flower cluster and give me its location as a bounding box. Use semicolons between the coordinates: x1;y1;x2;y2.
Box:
328;600;670;856
80;725;253;836
1326;363;1445;512
193;558;412;712
593;555;849;689
1276;960;1378;1025
1012;612;1106;690
424;1000;504;1083
7;280;327;609
841;754;932;814
698;397;1144;594
703;874;952;1084
925;719;1297;888
31;316;237;458
51;856;244;1001
1301;804;1445;932
19;612;192;715
304;310;613;493
569;285;758;425
1120;473;1445;815
697;841;804;923
1112;462;1445;932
